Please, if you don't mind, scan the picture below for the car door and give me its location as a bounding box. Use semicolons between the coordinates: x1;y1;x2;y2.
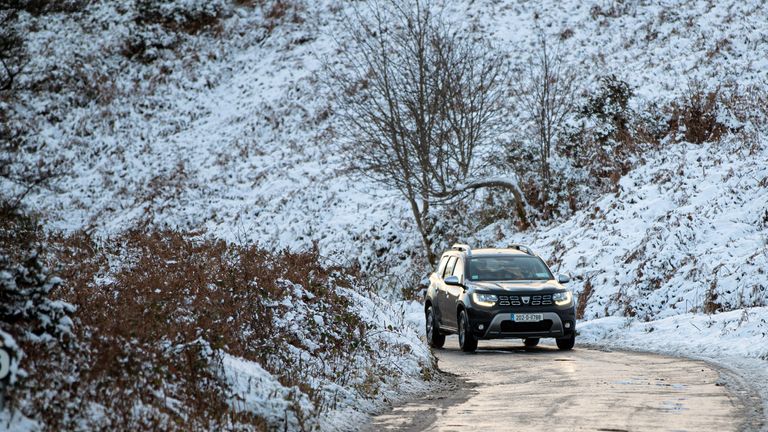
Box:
442;257;465;329
429;255;449;311
438;256;458;330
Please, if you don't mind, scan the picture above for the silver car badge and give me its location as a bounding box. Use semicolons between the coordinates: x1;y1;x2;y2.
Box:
522;296;530;304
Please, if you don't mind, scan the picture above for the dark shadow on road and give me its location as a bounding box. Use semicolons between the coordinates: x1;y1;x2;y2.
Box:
440;343;568;356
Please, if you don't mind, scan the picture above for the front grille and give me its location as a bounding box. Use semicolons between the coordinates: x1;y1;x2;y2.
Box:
500;320;553;333
498;294;552;306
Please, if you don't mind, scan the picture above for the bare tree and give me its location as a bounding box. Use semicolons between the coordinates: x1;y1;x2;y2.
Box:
514;33;578;211
328;0;526;264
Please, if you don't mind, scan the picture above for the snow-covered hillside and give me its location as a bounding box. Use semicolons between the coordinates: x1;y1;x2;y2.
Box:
11;0;424;274
511;138;768;321
15;0;768;274
4;0;768;428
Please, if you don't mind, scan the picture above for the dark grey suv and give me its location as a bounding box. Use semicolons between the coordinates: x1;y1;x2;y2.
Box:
424;244;576;352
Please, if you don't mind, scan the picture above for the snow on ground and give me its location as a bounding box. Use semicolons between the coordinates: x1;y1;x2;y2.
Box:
18;0;768;276
579;307;768;361
220;285;434;431
400;300;428;338
6;0;768;427
0;410;38;432
17;0;424;275
313;289;435;431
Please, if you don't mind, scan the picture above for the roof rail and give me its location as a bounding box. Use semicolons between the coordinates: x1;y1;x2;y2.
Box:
451;243;472;255
508;244;534;255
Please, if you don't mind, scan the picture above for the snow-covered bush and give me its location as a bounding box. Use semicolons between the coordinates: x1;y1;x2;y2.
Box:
0;0;86;16
564;75;636;180
134;0;230;34
558;74;666;198
123;0;229;63
0;10;25;92
5;229;432;430
666;80;728;144
0;206;73;386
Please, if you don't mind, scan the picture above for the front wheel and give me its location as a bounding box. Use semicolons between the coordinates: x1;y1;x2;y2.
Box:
458;309;478;353
426;306;445;348
556;334;575;351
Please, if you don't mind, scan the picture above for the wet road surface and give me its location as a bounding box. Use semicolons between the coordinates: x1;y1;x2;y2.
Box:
366;336;760;432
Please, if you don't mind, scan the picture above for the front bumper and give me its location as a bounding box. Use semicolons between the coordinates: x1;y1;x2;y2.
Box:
468;306;576;339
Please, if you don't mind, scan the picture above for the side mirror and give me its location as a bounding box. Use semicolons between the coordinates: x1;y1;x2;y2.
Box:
557;273;570;284
444;275;462;286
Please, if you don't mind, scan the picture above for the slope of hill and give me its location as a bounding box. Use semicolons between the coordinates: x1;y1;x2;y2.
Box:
14;0;768;272
3;0;768;428
518;138;767;321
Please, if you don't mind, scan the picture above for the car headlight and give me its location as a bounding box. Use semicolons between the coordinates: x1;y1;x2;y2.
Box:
553;291;573;306
472;293;497;307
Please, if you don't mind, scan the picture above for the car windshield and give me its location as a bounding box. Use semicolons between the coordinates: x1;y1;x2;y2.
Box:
467;256;553;281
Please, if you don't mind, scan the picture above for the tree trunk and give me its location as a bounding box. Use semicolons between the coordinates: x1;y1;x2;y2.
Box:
407;195;435;266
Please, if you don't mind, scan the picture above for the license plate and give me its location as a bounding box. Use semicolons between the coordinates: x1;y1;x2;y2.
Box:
511;313;543;322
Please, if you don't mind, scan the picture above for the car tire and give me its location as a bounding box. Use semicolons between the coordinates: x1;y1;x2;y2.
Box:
458;309;478;353
524;337;540;348
556;334;575;351
426;306;445;349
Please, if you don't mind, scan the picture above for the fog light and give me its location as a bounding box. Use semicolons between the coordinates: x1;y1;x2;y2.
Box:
564;322;572;329
478;324;485;330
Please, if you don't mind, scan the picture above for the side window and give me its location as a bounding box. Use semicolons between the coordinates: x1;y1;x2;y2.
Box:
435;256;449;276
443;257;457;278
467;259;479;281
453;258;464;279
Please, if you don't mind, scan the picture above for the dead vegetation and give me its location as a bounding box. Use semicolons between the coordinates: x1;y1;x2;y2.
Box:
576;278;594;320
0;0;88;16
134;0;229;35
2;223;380;430
666;80;727;144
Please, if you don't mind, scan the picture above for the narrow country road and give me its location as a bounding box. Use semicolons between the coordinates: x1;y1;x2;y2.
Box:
366;336;762;432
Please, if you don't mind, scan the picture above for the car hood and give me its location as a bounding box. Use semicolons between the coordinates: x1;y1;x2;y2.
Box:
468;280;562;292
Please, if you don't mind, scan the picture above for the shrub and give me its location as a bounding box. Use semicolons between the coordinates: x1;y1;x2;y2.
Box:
0;206;74;388
562;75;638;185
666;80;727;144
0;0;88;16
121;25;182;64
0;10;25;92
123;0;230;63
576;278;593;320
134;0;229;35
6;228;378;430
716;82;768;151
264;0;304;23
